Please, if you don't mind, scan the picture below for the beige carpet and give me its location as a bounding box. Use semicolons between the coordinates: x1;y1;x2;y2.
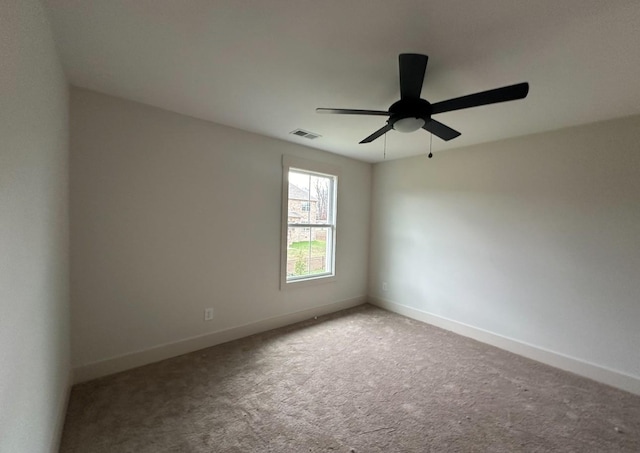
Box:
60;304;640;452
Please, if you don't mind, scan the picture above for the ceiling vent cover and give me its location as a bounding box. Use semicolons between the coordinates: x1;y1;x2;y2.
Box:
290;129;321;140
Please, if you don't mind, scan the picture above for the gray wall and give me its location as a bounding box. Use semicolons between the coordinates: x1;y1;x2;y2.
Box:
70;88;371;377
0;1;70;452
369;115;640;382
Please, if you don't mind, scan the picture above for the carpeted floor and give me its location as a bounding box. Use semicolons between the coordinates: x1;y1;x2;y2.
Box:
60;304;640;452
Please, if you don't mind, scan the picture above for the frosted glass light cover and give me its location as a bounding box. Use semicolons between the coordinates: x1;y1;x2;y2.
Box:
393;117;425;133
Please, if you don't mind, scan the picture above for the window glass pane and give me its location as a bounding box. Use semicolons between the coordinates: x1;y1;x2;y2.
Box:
310;227;331;274
287;229;309;278
286;227;331;279
289;171;311;224
310;174;332;225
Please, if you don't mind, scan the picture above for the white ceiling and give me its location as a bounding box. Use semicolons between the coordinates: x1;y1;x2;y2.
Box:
44;0;640;163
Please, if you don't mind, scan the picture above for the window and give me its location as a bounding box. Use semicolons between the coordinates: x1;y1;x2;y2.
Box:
281;155;338;287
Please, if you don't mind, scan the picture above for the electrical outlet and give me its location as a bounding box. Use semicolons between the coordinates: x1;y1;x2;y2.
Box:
204;308;214;321
382;282;388;291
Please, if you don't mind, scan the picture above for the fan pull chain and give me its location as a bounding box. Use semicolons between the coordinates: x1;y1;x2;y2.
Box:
383;131;387;160
428;132;433;159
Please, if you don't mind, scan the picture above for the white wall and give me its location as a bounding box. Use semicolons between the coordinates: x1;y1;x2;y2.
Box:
369;115;640;390
70;88;371;380
0;1;70;452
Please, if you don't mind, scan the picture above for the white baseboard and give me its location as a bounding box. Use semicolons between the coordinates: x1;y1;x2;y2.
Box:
369;296;640;396
73;296;366;384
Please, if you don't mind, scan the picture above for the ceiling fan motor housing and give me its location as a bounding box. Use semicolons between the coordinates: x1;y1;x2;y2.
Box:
388;98;432;129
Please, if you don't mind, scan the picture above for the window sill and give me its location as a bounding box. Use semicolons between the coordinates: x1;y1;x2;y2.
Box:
281;274;336;290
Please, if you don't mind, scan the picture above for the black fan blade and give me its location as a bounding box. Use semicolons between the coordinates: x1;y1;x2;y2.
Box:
399;54;428;100
316;108;390;116
360;123;393;144
431;82;529;115
422;119;461;141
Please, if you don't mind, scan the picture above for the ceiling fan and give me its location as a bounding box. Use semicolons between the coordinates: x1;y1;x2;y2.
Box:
317;53;529;144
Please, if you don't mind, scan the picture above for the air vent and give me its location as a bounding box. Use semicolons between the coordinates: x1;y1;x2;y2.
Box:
290;129;321;140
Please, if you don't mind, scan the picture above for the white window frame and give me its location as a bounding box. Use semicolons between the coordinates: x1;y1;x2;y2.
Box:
280;155;339;289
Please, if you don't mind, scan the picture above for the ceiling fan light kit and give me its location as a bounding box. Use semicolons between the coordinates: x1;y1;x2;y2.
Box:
392;117;425;133
317;53;529;145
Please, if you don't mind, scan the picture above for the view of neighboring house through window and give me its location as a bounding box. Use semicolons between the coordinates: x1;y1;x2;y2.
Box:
282;159;337;285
